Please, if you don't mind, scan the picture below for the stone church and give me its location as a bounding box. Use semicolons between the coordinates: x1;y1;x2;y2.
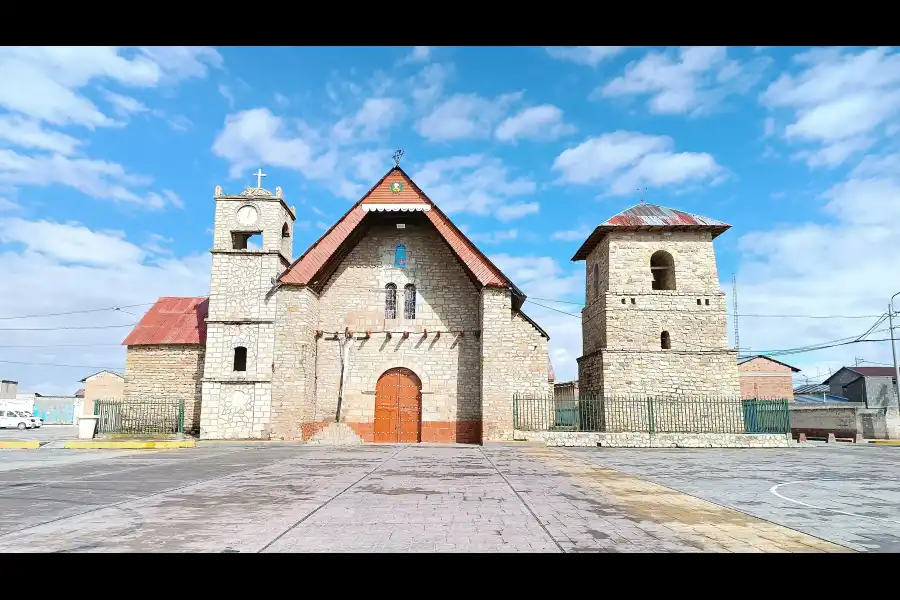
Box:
573;203;740;398
122;164;552;442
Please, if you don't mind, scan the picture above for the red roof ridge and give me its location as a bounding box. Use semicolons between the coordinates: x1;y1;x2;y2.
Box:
278;165;519;299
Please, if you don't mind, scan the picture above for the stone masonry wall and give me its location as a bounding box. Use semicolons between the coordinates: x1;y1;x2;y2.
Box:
738;357;795;399
482;287;550;441
123;345;206;434
516;429;793;448
312;221;483;443
579;230;740;398
201;191;288;440
271;286;319;440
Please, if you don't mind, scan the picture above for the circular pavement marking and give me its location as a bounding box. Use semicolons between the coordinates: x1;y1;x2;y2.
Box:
769;480;900;526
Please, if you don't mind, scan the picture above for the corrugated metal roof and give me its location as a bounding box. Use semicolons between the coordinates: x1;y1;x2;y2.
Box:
793;383;830;394
571;203;731;261
121;297;208;346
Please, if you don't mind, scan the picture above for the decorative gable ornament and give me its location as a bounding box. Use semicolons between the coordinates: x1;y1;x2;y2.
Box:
390;182;403;194
394;244;407;269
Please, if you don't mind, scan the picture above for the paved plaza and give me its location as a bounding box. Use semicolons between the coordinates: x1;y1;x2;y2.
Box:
0;442;896;552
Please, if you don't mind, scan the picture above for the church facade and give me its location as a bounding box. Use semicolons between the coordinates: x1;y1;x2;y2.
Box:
122;165;552;443
573;203;741;398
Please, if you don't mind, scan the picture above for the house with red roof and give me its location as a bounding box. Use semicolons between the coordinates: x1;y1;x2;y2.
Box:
571;202;741;398
122;162;552;442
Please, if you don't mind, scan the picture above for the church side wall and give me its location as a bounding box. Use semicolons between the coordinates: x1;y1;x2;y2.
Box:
271;286;319;440
311;222;483;443
123;345;206;434
481;288;550;441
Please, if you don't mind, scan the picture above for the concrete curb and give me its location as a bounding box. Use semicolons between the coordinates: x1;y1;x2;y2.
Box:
0;441;41;449
63;440;196;450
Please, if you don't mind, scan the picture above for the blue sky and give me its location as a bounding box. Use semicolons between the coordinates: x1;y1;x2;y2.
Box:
1;46;899;394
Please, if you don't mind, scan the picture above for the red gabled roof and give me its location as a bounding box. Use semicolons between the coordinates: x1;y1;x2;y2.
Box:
279;166;511;289
572;203;731;261
122;297;208;346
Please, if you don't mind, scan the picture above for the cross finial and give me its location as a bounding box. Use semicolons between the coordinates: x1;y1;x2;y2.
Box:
392;149;404;167
253;168;267;189
638;187;647;203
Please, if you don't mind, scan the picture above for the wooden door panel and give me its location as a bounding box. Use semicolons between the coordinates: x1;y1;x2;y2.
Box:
374;367;421;443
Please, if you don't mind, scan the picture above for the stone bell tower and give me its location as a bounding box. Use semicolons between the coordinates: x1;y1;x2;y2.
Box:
200;169;296;439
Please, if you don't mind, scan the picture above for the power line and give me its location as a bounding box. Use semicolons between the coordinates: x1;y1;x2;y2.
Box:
0;324;136;332
0;303;156;321
525;296;885;319
0;359;123;370
0;343;125;348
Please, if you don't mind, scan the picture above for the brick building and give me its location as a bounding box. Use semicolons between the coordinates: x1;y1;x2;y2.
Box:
573;203;741;397
737;355;800;400
122;165;551;442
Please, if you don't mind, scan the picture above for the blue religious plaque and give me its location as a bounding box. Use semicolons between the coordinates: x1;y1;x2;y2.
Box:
394;244;407;269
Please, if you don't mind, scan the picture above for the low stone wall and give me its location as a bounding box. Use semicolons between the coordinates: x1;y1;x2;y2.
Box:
790;404;900;440
515;429;793;448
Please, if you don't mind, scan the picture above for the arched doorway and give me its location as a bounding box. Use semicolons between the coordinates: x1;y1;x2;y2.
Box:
374;367;422;443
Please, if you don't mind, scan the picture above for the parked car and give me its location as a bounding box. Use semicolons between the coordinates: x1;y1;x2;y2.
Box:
0;410;32;430
19;412;42;428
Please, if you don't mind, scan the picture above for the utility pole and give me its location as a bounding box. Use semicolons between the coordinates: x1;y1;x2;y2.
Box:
732;273;740;354
890;292;900;408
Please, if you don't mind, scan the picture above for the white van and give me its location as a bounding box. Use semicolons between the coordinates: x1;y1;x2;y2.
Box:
0;409;32;430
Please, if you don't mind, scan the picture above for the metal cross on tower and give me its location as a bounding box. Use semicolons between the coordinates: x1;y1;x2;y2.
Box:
253;168;267;188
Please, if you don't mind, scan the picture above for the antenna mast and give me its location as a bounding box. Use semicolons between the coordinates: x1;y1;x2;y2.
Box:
732;273;740;354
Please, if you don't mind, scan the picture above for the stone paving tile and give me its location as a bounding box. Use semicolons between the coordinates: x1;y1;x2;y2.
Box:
0;444;871;552
563;444;900;552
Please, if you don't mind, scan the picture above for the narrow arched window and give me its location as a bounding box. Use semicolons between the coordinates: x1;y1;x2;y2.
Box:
592;263;599;300
650;250;676;290
281;223;290;238
385;283;397;319
404;284;416;319
660;331;671;350
233;346;247;372
395;244;407;269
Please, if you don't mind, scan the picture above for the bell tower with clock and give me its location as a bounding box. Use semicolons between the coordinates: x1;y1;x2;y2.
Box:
199;169;296;440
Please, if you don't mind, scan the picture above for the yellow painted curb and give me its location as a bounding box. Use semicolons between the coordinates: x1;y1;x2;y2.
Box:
63;440;196;450
0;441;40;449
868;440;900;446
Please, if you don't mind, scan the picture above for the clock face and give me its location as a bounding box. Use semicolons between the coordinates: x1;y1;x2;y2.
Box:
236;205;259;226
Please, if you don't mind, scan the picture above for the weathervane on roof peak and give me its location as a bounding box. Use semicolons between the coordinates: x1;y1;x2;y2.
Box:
637;187;647;204
392;149;404;167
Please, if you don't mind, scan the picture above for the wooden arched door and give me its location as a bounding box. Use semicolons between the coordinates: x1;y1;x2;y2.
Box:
374;368;422;443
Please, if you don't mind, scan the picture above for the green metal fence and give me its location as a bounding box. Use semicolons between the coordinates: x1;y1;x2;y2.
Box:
513;394;790;435
94;398;185;435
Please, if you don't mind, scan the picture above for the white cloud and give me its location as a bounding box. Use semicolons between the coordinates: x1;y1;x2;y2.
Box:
102;90;148;117
402;46;432;64
727;151;900;376
332;97;405;143
467;229;519;244
553;227;593;242
496;202;539;221
0;46;221;128
545;46;625;67
552;131;724;195
600;46;769;116
495;105;576;143
409;63;451;107
0;216;209;395
0;115;82;155
0;149;180;210
0;197;21;211
761;47;900;168
412;154;537;220
416;91;523;141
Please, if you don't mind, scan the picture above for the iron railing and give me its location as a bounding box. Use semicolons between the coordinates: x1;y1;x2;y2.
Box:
94;398;185;435
513;393;790;435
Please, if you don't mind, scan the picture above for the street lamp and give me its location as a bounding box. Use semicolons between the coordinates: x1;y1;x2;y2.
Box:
890;292;900;409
